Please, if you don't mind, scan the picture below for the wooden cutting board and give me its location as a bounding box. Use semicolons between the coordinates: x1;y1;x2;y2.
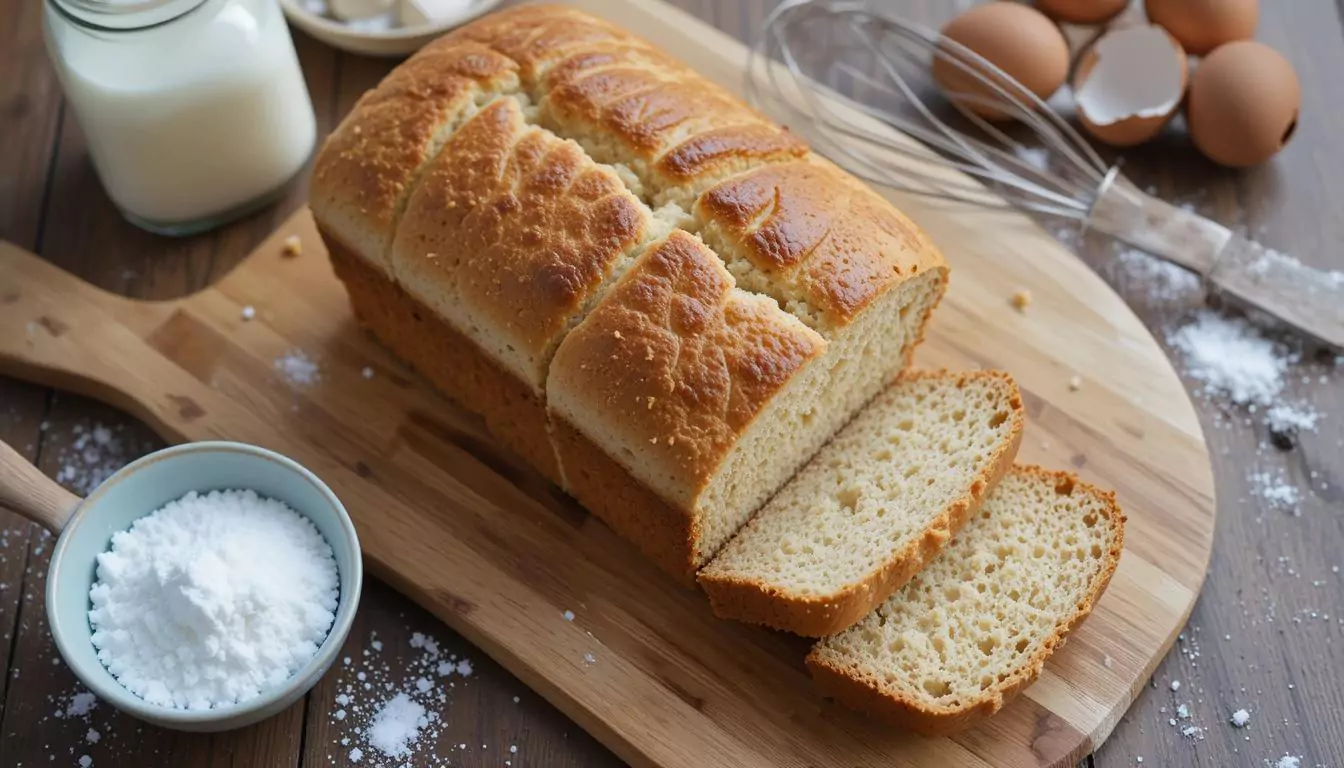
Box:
0;1;1214;765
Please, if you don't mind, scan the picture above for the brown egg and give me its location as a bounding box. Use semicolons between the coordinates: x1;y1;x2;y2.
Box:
1073;26;1188;147
1187;41;1301;167
1034;0;1128;25
933;2;1069;121
1145;0;1258;56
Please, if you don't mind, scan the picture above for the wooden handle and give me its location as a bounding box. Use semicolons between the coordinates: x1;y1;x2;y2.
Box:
0;439;81;533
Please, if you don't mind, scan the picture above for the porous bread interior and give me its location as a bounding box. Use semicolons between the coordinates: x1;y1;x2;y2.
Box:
813;469;1121;711
702;372;1021;595
693;273;945;564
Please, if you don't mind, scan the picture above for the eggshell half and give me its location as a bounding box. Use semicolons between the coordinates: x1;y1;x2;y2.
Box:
933;2;1070;122
1145;0;1258;57
1074;26;1188;147
1034;0;1128;25
1187;41;1301;167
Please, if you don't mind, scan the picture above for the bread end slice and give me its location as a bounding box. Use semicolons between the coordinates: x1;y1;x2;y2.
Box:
806;466;1125;736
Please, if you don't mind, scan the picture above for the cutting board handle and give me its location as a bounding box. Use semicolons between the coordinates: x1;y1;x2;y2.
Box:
0;240;218;444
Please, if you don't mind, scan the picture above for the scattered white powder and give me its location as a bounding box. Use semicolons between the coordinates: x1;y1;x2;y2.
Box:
326;630;476;765
241;305;256;321
366;693;427;758
348;747;363;763
1273;756;1301;768
78;757;92;768
66;692;98;718
1169;680;1181;692
1248;470;1301;510
1168;311;1293;406
1112;247;1202;302
54;422;131;495
88;489;339;709
562;610;575;621
274;349;321;386
1265;403;1320;433
1249;248;1344;288
456;660;473;677
1230;708;1251;727
1176;703;1190;719
85;728;100;743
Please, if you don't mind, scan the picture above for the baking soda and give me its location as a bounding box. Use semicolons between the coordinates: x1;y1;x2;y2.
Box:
89;489;338;709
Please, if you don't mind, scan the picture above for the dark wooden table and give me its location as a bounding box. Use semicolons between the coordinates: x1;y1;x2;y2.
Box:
2;1;1342;765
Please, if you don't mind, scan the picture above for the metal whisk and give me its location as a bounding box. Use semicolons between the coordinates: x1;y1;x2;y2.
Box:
747;0;1344;349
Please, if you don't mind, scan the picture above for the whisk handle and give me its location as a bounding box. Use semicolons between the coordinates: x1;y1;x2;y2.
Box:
1085;170;1230;275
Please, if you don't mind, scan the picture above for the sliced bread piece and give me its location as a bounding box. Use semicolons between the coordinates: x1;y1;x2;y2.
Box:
698;370;1024;637
807;466;1125;736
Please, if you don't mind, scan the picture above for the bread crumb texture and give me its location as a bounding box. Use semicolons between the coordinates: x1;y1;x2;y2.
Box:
808;466;1124;735
700;370;1023;635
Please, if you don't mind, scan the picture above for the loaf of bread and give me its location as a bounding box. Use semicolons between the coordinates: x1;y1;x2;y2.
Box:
808;466;1125;736
311;5;948;582
699;370;1024;637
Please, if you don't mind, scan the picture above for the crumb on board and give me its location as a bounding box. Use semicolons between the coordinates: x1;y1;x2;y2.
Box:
282;235;303;256
1011;289;1032;313
241;305;256;321
1230;708;1251;727
1069;375;1083;391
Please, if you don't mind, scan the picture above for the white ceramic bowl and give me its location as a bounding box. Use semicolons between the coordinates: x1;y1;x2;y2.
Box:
46;441;363;732
280;0;502;57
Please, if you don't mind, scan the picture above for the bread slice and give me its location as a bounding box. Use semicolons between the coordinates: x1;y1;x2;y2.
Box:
548;230;831;583
699;371;1024;637
807;466;1124;736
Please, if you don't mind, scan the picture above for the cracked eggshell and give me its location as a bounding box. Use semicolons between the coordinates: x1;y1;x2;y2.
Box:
1145;0;1258;57
1073;25;1188;147
1034;0;1128;25
1187;41;1301;167
933;2;1070;122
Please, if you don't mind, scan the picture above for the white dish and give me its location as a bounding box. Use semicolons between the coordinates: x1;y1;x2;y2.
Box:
279;0;502;57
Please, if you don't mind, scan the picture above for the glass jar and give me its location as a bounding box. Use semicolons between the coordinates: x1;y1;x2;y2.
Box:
44;0;317;236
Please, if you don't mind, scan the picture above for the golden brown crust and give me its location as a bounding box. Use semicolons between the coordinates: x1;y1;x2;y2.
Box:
311;42;520;272
547;231;827;572
695;158;948;328
551;413;700;586
805;465;1126;737
698;370;1025;637
438;4;631;83
325;233;563;485
391;96;650;385
448;5;807;192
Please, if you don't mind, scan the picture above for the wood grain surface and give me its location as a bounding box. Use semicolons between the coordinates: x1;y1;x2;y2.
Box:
0;1;1339;767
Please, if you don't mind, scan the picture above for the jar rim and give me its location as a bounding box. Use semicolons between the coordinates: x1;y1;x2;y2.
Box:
48;0;210;31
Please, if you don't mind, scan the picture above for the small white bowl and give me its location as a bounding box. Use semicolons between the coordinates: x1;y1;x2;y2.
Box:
46;441;363;732
280;0;502;57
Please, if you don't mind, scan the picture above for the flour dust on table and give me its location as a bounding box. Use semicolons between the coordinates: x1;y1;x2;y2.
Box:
89;489;339;709
319;630;527;767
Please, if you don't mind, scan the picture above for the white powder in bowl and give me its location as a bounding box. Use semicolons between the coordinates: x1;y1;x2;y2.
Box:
88;489;339;710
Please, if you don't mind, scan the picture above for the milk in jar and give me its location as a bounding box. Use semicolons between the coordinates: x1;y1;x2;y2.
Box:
44;0;316;235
